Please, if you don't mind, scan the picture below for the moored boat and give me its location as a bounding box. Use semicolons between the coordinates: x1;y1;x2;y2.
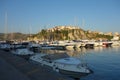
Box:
11;47;34;59
29;53;93;78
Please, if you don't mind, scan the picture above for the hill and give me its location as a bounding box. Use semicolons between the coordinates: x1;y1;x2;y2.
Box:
0;32;29;40
30;26;113;41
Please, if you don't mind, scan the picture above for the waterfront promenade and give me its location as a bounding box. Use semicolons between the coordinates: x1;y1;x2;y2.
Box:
0;50;73;80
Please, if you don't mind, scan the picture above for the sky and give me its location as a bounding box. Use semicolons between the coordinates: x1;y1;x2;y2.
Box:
0;0;120;34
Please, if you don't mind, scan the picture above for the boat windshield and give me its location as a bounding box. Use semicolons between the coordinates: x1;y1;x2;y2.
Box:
41;53;69;61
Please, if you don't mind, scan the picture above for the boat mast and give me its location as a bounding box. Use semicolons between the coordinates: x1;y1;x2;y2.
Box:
74;16;78;27
28;24;32;41
10;26;13;40
82;18;85;29
4;11;8;40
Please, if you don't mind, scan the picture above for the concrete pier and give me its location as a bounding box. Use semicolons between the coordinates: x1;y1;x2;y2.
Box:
0;50;73;80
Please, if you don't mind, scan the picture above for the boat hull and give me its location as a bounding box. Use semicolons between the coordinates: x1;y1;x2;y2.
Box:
59;68;91;78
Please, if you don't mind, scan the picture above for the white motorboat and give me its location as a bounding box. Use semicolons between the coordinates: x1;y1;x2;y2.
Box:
11;48;34;55
11;47;34;59
0;43;11;51
30;53;93;78
65;45;75;50
111;41;120;46
41;44;56;50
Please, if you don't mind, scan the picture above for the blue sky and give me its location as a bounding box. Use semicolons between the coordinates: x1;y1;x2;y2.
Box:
0;0;120;34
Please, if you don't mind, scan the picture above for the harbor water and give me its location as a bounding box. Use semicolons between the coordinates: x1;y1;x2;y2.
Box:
43;46;120;80
79;46;120;80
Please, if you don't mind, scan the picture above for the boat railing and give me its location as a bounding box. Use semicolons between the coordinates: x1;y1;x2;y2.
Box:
77;62;88;69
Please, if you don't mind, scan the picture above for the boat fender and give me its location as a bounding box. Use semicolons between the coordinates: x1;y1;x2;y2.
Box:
53;65;59;72
55;67;59;72
41;60;44;66
53;65;56;71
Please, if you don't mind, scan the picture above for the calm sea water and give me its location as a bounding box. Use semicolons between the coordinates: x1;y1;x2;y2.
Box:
42;46;120;80
76;46;120;80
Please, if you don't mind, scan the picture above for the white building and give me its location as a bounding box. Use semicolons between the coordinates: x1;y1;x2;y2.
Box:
111;36;119;41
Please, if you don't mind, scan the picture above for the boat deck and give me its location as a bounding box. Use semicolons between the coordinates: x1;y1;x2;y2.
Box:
0;50;73;80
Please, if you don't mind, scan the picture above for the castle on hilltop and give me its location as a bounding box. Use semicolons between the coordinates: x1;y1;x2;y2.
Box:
47;26;80;32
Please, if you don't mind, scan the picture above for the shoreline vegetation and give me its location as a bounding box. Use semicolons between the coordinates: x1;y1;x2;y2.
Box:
32;28;113;41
